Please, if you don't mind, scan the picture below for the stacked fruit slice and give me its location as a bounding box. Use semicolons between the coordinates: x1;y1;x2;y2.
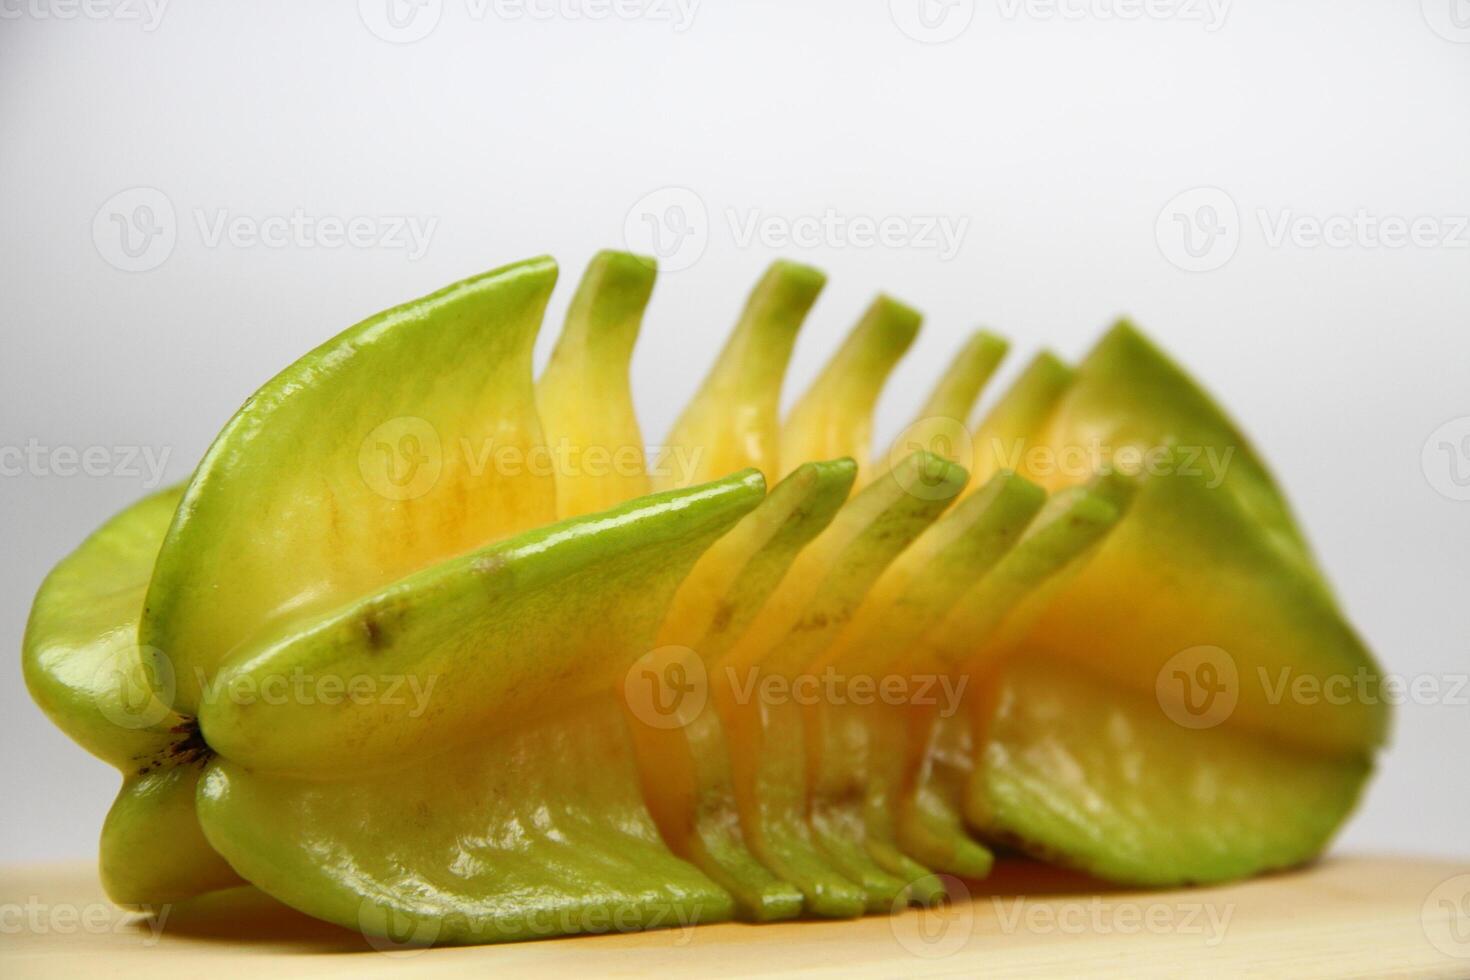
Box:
24;251;1386;944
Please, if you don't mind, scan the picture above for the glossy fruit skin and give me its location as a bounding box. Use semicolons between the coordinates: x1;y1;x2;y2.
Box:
969;657;1372;886
199;469;764;768
21;251;1387;942
142;257;563;716
199;701;738;944
23;485;241;905
1024;324;1387;755
797;472;1047;894
102;764;240;906
192;473;764;943
632;459;854;921
25;486;184;768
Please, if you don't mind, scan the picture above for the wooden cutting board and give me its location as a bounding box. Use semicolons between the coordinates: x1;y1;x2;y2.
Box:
2;855;1467;978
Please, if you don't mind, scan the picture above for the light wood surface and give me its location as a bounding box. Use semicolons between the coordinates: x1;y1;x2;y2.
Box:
2;855;1468;978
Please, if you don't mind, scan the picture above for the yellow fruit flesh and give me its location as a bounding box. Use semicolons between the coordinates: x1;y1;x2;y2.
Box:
779;295;920;482
536;250;655;518
633;276;936;917
877;329;1008;478
806;475;1127;892
966;350;1074;489
654;460;856;661
629;461;852;920
543;262;849;920
719;453;967;911
653;261;826;488
810;471;1046;680
800;472;1047;889
869;479;1128;882
918;483;1126;674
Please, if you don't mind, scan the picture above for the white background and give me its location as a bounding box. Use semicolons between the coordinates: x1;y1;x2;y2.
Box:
0;1;1466;865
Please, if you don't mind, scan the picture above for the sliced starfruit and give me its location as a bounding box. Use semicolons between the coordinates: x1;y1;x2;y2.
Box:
23;250;1386;945
951;324;1386;885
1020;324;1384;753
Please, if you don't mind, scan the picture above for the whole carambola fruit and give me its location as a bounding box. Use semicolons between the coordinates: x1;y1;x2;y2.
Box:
23;251;1386;944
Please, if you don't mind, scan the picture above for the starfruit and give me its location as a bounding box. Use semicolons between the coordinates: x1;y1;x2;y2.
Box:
23;250;1387;945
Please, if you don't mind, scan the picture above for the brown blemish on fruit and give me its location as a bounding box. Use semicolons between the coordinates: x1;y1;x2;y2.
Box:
135;718;214;775
780;504;813;531
795;612;830;632
168;719;213;766
710;601;734;634
362;611;387;650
